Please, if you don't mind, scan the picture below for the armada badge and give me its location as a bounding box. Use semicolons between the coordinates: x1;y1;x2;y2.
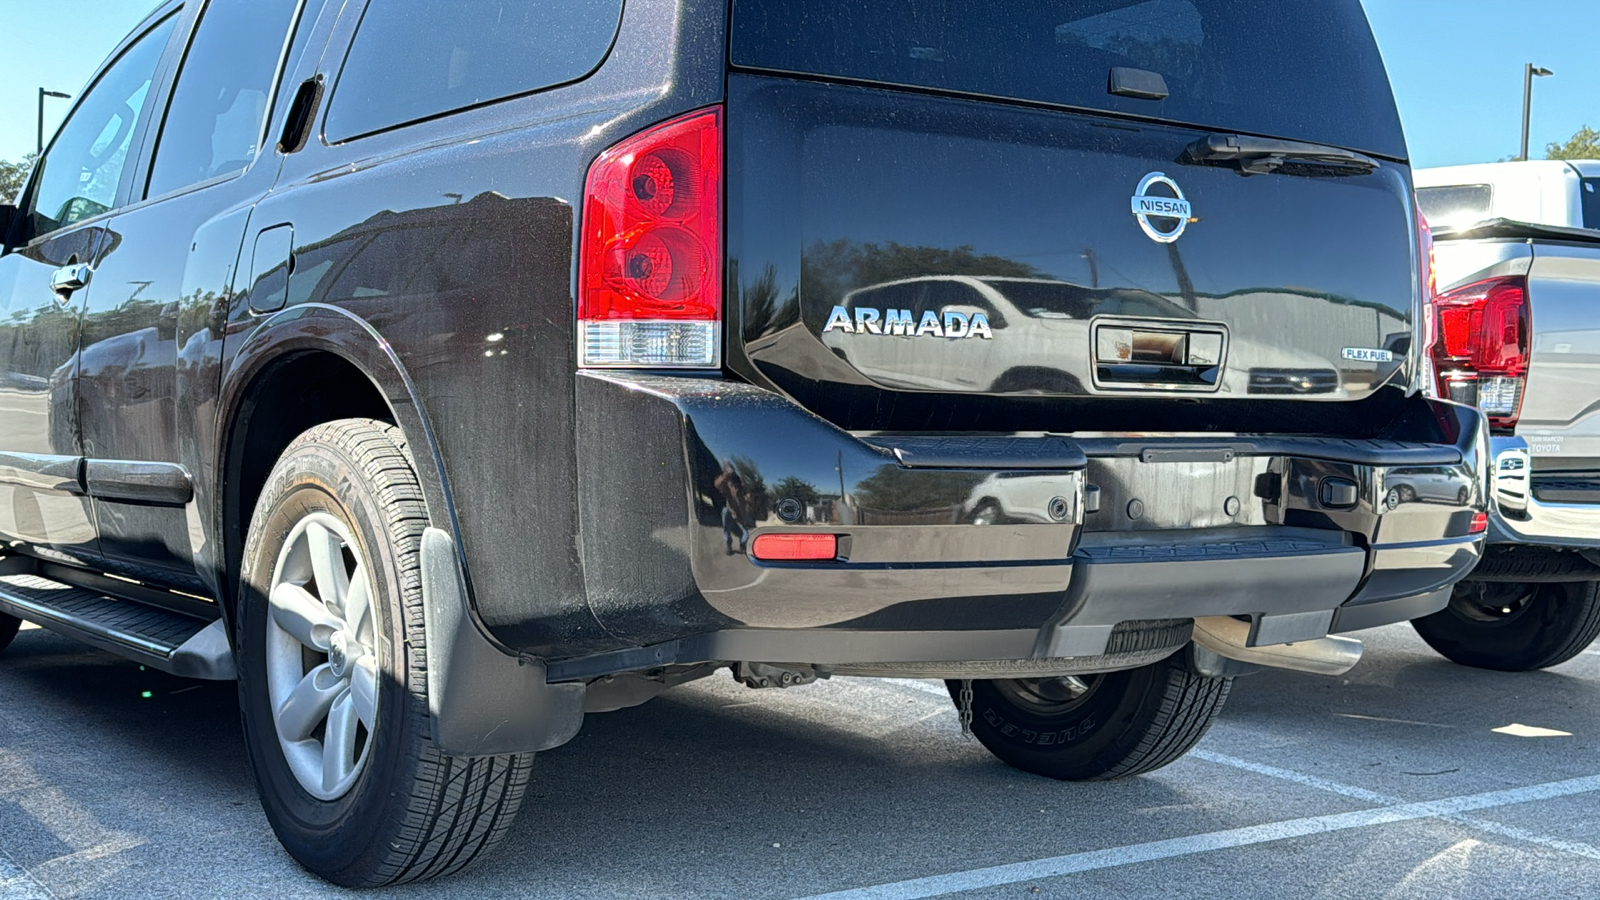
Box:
1130;172;1192;244
822;305;993;339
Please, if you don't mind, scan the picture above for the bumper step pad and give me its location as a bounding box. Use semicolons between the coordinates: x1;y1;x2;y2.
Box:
0;571;234;679
1531;479;1600;504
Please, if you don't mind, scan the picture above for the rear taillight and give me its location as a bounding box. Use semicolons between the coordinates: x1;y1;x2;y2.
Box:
1429;275;1529;428
578;107;722;367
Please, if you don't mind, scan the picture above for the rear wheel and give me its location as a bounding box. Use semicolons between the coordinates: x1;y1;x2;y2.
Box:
947;651;1230;781
237;419;533;886
1412;578;1600;672
0;613;19;654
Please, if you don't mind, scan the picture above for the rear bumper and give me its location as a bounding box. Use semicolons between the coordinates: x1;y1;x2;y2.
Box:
565;373;1487;673
1486;436;1600;549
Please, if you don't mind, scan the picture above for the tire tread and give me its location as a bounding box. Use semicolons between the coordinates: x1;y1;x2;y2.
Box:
1097;661;1232;779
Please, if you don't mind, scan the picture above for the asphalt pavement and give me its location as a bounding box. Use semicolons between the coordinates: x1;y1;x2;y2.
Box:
2;621;1599;899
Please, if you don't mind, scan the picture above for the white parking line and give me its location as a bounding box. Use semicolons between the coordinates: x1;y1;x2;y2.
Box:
1193;749;1600;861
864;678;1600;864
1190;749;1400;804
0;849;52;900
792;775;1600;900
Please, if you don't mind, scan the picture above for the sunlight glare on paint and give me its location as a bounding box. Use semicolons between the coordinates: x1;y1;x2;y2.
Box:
1492;723;1571;738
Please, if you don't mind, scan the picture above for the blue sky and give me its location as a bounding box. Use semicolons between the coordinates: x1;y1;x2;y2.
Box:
1363;0;1600;167
0;1;1594;170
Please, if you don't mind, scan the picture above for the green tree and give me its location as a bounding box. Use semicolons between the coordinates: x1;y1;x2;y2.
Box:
1547;126;1600;161
772;476;821;506
799;239;1044;330
0;153;37;203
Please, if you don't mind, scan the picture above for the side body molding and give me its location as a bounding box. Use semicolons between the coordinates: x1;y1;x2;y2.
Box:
84;459;194;505
0;452;84;493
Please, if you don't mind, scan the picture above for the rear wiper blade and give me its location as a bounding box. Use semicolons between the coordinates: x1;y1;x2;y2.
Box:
1181;134;1379;176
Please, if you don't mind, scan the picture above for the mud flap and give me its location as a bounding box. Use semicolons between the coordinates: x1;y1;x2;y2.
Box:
421;527;585;756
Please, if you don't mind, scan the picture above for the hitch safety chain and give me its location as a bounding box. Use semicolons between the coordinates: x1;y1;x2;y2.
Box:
959;678;974;738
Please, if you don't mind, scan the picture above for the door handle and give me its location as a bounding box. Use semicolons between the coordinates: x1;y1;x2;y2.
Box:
51;264;91;302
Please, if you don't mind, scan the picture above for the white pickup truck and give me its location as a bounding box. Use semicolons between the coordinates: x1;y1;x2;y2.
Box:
1413;160;1600;670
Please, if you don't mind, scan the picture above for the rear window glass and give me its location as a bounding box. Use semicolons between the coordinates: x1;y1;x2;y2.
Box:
326;0;624;141
731;0;1405;159
1582;179;1600;231
1415;184;1494;229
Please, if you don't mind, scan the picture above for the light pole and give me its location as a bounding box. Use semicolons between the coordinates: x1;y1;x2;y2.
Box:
37;88;71;155
1519;64;1553;162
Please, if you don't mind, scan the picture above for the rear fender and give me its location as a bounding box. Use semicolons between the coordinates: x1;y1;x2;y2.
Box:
218;304;585;754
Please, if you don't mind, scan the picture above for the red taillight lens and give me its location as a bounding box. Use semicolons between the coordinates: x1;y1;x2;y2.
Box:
1428;275;1529;428
751;533;838;561
578;107;722;367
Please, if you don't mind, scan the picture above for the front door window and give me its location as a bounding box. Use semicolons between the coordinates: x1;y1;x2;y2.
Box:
26;15;177;238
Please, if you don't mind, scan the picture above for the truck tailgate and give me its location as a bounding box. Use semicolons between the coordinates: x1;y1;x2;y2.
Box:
1522;246;1600;471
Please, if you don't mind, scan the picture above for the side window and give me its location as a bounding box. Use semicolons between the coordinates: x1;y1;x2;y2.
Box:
145;0;302;198
1415;184;1493;230
325;0;625;141
1581;178;1600;232
26;15;177;238
269;0;337;127
926;280;1007;328
847;282;916;311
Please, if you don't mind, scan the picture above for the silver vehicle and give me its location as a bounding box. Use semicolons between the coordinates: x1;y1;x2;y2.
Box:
824;276;1349;397
1412;160;1600;670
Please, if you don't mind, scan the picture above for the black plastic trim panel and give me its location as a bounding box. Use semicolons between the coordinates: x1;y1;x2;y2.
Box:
1073;436;1462;467
1532;479;1600;504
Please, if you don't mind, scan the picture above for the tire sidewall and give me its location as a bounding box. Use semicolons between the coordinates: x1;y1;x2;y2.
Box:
237;431;424;877
1415;579;1600;671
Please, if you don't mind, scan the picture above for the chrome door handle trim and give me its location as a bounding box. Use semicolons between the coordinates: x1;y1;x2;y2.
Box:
50;264;91;301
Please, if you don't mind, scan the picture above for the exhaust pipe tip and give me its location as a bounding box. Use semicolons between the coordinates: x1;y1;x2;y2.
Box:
1192;616;1363;677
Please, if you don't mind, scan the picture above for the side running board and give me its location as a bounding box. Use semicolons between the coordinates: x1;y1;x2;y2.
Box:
0;559;234;680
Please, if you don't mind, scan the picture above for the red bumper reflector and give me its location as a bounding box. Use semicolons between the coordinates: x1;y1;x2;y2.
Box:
751;533;837;561
1470;512;1489;534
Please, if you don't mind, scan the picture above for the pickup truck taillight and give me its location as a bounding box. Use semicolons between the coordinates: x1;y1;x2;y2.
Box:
1429;275;1529;429
578;107;722;367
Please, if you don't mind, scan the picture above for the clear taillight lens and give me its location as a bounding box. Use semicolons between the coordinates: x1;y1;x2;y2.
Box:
578;107;722;367
1429;275;1529;428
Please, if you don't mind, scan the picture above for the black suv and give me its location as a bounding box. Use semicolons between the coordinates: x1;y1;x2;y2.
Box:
0;0;1486;886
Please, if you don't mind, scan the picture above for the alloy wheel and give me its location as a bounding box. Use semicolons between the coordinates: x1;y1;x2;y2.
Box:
994;674;1102;715
265;512;380;801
